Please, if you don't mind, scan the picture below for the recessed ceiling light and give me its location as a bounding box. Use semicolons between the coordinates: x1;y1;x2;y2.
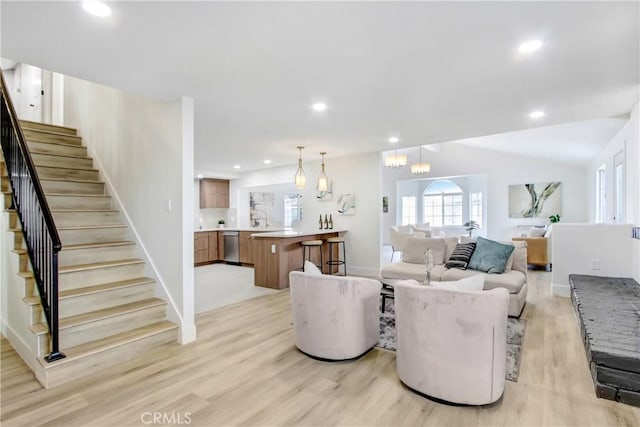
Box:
82;1;112;17
312;103;327;112
529;110;545;119
518;39;543;53
197;174;203;179
233;165;241;169
263;159;272;164
388;137;399;144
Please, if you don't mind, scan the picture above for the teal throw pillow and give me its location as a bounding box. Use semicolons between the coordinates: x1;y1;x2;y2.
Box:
467;237;515;274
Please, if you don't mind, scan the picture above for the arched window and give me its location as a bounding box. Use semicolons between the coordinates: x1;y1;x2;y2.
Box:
423;180;463;226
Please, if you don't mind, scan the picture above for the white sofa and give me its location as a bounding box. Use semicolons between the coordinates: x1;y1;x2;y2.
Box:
381;237;528;317
289;269;382;360
394;279;509;405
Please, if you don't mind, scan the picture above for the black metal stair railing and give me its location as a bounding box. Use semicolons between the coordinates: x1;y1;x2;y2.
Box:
0;70;65;362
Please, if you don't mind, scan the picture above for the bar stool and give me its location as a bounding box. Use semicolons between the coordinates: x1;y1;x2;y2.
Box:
325;237;347;276
301;240;323;272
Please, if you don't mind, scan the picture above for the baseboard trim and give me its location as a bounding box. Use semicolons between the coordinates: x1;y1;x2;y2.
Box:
551;283;570;297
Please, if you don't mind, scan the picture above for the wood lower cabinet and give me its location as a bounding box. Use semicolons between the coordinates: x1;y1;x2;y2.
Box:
208;232;218;261
194;232;210;264
194;231;224;265
239;231;254;264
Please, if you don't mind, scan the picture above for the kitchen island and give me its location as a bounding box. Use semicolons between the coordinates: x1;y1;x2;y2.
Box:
251;229;347;289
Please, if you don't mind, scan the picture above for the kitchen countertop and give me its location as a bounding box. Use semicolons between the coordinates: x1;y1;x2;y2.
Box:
251;229;347;238
195;227;287;233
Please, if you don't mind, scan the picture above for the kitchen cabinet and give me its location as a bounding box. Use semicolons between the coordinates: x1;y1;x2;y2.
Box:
239;231;254;264
217;231;225;261
194;232;209;264
200;179;229;209
208;231;218;261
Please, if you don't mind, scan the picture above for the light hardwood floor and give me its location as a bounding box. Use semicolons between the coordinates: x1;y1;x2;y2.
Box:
2;270;639;426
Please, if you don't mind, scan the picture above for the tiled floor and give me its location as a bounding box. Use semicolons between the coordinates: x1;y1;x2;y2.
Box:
194;263;279;314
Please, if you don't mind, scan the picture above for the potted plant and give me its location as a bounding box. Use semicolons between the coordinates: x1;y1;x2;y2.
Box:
218;219;225;228
463;220;479;237
549;214;560;224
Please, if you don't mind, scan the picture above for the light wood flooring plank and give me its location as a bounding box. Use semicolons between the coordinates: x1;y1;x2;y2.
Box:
2;270;640;426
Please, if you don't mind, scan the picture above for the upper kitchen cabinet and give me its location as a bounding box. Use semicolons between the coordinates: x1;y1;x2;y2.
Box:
200;178;229;208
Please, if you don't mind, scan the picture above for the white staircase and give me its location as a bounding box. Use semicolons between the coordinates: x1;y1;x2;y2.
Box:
1;120;177;388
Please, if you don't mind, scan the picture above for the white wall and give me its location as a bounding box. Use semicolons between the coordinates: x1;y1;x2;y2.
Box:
551;224;635;296
63;77;196;343
587;103;639;283
382;144;588;243
230;151;382;276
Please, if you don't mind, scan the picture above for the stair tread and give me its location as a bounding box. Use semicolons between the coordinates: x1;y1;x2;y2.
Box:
61;241;135;251
30;150;91;160
53;209;118;213
26;138;82;148
60;277;156;299
46;193;110;198
38;320;177;368
36;164;98;172
59;258;144;273
30;298;166;335
20;258;144;278
41;177;103;184
20;120;77;135
58;224;126;231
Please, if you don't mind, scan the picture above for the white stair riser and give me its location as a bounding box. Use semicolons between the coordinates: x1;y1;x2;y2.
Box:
53;211;121;227
27;302;45;324
60;263;145;290
59;244;136;267
60;283;155;317
31;153;93;169
39;304;166;350
27;140;87;157
21;122;78;137
46;195;112;210
39;327;177;388
59;226;127;245
42;180;105;195
36;166;99;181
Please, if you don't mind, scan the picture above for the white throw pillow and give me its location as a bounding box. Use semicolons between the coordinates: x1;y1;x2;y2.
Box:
527;226;546;238
402;237;446;265
398;224;411;234
431;274;485;291
304;260;322;276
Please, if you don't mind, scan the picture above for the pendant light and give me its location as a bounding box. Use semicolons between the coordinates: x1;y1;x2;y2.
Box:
385;149;407;168
317;152;328;192
295;146;306;189
411;146;431;175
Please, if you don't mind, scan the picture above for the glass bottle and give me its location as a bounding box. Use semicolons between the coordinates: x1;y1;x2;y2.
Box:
319;214;323;229
329;214;333;229
324;214;329;229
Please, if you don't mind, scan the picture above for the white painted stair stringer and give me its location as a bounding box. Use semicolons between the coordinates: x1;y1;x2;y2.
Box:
81;144;185;340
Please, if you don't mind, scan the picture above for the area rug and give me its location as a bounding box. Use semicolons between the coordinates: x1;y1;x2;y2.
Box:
378;300;526;382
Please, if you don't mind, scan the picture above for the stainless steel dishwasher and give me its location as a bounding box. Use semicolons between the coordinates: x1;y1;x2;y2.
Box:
223;231;239;263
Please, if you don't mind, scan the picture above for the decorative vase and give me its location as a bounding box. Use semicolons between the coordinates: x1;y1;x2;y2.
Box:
424;248;434;286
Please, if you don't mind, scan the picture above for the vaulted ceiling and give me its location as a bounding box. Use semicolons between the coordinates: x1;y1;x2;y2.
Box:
2;1;638;174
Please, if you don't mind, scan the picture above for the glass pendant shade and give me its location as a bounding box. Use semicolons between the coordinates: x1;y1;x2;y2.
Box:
385;150;407;168
317;152;328;191
295;146;305;189
411;146;431;175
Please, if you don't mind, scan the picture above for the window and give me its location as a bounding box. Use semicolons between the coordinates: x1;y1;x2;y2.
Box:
595;166;606;223
470;192;482;226
422;180;463;226
401;196;416;225
614;151;624;223
284;193;303;227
